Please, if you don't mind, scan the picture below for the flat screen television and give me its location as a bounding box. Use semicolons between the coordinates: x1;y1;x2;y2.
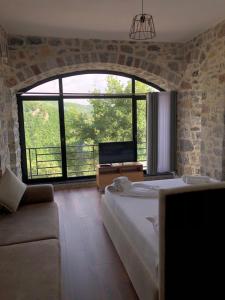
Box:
98;141;136;164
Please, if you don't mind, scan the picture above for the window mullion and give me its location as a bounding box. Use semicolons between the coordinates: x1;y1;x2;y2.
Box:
132;78;138;162
58;78;67;179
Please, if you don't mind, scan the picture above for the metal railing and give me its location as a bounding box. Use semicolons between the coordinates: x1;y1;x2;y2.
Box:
26;143;147;179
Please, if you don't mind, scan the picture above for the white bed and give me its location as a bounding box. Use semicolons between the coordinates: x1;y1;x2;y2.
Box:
105;188;159;285
102;178;188;300
102;177;225;300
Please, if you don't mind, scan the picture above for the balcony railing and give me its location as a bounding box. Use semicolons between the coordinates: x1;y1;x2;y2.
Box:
26;143;147;179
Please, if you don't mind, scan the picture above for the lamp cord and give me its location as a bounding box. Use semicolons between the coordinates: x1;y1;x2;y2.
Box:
142;0;144;15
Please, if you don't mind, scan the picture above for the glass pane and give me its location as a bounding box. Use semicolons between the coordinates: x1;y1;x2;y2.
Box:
64;98;132;177
24;79;59;94
23;101;62;179
63;74;131;94
137;100;147;169
135;80;159;93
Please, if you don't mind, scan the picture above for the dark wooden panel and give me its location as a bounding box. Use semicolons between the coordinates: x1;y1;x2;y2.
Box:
164;188;225;300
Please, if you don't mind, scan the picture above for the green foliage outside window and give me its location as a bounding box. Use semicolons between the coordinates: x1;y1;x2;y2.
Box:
23;75;156;178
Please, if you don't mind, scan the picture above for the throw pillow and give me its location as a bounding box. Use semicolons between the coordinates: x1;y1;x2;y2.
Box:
0;168;27;213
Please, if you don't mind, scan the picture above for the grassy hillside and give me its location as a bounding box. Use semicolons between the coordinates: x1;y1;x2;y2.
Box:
64;102;92;114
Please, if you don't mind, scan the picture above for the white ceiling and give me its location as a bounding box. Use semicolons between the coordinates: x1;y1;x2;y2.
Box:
0;0;225;42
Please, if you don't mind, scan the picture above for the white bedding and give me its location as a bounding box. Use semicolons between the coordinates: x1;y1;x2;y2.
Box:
104;178;188;286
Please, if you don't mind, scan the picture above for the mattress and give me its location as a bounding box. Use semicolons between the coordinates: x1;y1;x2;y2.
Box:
104;178;188;286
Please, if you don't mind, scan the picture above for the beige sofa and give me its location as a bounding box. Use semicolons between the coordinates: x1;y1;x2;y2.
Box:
0;184;61;300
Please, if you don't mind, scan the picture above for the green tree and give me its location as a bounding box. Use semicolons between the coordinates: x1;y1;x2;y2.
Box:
23;75;157;178
24;101;60;148
23;101;62;178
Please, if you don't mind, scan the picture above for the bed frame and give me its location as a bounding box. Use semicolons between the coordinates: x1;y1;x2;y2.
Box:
102;182;225;300
159;182;225;300
101;195;158;300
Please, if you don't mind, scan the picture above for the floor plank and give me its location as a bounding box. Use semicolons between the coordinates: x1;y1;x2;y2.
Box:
55;187;138;300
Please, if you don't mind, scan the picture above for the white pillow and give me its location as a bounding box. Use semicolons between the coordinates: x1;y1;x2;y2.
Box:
0;168;26;213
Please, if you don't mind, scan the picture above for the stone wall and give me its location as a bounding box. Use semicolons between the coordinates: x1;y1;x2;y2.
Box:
0;72;10;176
0;19;225;179
177;90;202;175
7;91;21;176
6;37;185;91
0;26;10;176
178;20;225;179
3;36;186;179
0;66;21;176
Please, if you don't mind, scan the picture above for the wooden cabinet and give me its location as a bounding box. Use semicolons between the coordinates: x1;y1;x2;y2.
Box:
96;162;144;191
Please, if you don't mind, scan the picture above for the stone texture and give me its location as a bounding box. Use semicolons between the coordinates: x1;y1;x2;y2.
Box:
180;139;194;152
178;19;225;179
120;45;133;54
5;37;184;91
26;36;43;45
8;37;24;47
0;26;10;175
0;74;10;175
147;45;160;52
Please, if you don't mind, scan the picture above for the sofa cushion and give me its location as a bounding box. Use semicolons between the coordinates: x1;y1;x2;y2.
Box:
0;168;26;213
0;239;60;300
21;184;54;205
0;202;59;246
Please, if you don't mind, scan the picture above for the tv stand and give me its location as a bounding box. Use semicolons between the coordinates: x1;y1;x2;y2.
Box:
96;162;144;191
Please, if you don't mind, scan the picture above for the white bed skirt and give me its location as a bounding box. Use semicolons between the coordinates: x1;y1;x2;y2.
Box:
101;195;158;300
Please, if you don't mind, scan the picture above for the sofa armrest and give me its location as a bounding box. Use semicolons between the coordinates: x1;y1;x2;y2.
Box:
21;184;54;205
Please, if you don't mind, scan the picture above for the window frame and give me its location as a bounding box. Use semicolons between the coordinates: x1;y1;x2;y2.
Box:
17;70;164;183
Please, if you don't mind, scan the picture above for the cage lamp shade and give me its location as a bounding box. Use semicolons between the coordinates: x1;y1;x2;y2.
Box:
129;13;156;40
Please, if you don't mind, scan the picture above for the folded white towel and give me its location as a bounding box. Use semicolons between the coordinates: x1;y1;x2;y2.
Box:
113;176;128;182
113;176;132;192
107;185;118;193
182;175;211;185
107;176;159;198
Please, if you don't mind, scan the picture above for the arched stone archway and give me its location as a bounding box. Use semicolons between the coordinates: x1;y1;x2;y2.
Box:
9;62;179;92
6;36;184;92
4;36;185;175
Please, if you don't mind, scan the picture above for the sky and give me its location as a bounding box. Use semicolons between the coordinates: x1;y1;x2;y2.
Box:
27;74;130;105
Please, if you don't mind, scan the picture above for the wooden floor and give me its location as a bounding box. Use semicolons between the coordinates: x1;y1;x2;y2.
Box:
55;187;138;300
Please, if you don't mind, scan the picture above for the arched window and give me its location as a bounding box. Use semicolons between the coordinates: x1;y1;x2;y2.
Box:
18;71;164;182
